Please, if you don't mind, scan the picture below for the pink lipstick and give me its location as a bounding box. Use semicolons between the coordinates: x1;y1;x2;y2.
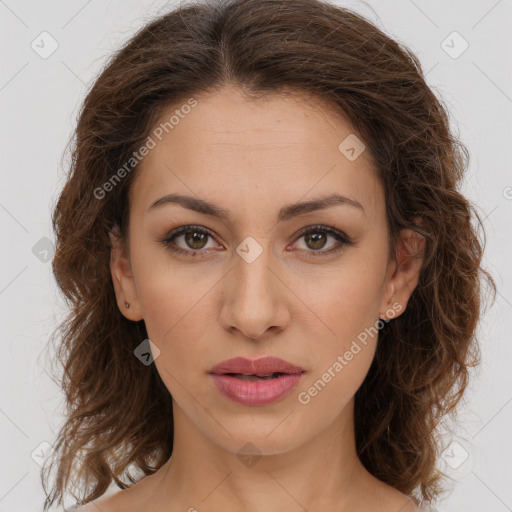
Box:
209;356;305;406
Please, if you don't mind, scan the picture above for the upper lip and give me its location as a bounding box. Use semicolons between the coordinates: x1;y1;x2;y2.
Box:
209;356;305;376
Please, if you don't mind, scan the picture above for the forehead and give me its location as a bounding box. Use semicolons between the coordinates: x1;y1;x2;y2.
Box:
129;85;383;223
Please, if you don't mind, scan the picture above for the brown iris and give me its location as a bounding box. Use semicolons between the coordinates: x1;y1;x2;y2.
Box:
304;232;327;250
185;231;208;249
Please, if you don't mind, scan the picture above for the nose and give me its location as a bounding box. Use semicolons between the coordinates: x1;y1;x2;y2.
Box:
219;241;290;341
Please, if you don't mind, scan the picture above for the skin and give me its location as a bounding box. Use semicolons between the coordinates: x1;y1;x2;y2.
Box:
94;84;424;512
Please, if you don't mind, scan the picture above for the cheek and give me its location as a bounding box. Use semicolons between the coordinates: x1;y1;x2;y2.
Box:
296;266;385;413
304;286;380;396
304;255;386;349
141;279;211;403
294;254;385;409
295;340;376;427
131;258;210;371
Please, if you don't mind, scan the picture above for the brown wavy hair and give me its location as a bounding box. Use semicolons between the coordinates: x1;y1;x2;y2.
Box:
41;0;496;509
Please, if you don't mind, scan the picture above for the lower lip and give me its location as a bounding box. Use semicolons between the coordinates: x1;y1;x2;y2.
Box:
210;373;304;406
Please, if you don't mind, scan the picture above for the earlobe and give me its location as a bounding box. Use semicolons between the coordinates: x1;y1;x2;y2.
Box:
109;226;143;321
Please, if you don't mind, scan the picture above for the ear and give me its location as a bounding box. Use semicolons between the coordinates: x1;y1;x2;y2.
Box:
379;227;425;321
109;225;144;321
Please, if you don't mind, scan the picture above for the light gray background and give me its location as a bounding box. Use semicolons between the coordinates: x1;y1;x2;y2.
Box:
1;1;511;511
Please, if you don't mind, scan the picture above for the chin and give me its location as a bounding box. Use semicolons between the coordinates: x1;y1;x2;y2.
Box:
207;416;309;457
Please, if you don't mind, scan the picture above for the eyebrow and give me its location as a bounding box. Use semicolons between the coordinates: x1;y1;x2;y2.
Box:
148;192;365;222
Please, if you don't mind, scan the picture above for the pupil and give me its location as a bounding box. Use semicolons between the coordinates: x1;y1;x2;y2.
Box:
186;231;207;249
305;232;326;250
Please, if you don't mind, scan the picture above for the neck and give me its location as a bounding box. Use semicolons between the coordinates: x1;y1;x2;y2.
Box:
150;397;377;512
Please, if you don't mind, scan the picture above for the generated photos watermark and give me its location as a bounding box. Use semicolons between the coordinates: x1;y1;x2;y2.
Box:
93;97;198;200
297;301;403;405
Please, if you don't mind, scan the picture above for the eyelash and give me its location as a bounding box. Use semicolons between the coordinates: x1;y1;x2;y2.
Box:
160;224;354;260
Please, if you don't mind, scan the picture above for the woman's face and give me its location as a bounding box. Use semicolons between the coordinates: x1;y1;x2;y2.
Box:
110;84;421;455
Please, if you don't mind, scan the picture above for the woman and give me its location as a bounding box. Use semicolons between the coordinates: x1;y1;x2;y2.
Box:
42;0;495;510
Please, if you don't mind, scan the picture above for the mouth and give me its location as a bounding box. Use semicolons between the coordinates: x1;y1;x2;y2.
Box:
208;356;306;406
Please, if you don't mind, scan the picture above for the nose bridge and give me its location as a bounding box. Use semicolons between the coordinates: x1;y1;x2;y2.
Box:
221;236;287;338
232;237;276;307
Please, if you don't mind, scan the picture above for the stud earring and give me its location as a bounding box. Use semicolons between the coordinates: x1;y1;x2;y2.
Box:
125;302;130;308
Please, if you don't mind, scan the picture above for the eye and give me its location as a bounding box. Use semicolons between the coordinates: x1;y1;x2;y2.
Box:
160;224;354;259
160;225;220;258
291;224;354;259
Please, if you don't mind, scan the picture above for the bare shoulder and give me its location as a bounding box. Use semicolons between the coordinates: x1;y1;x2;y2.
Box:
387;488;419;512
399;499;420;512
367;475;419;512
71;502;111;512
69;473;163;512
383;490;419;512
70;475;156;512
70;492;121;512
